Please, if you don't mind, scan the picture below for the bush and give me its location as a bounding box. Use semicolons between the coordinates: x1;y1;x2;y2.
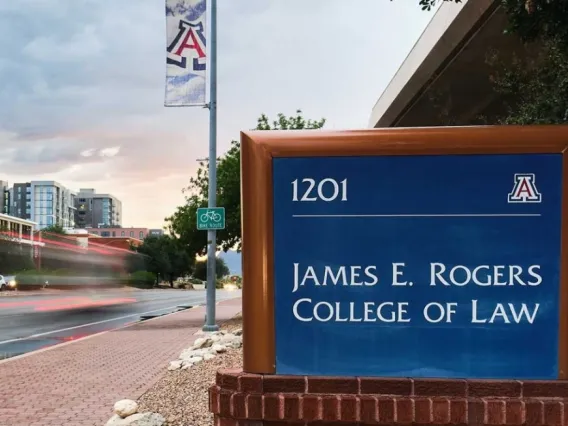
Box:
15;271;44;286
193;257;230;281
128;271;156;289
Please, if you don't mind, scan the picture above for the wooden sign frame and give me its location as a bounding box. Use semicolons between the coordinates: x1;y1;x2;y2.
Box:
240;125;568;376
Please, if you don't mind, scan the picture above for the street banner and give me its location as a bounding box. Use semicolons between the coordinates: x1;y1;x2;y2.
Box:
165;0;207;106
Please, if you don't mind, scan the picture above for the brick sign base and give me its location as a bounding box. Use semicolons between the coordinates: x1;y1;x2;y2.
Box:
210;369;568;425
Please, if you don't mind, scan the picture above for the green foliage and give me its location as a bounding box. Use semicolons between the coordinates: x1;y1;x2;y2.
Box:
412;0;568;127
401;0;461;12
0;225;35;273
15;269;55;286
125;250;146;273
128;271;157;289
166;110;326;257
488;38;568;125
134;235;192;286
499;0;568;47
193;257;230;281
413;1;568;47
40;224;67;235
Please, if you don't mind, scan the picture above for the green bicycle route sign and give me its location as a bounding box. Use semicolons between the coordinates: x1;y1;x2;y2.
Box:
197;207;225;230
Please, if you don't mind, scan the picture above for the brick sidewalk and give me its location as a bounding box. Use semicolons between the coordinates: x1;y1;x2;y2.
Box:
0;297;242;426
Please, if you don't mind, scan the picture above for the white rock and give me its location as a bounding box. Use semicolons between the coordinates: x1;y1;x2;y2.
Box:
192;337;210;349
210;334;221;342
106;412;165;426
219;333;236;344
212;344;227;353
190;356;203;364
233;328;243;336
168;360;182;371
180;348;208;359
114;399;139;418
203;352;216;361
228;335;242;345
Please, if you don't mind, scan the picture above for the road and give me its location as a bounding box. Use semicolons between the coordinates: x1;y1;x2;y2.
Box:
0;288;241;360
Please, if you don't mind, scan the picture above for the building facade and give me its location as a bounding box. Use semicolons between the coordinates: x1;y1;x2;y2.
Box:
75;189;122;229
148;229;164;237
0;212;36;243
0;181;10;215
368;0;518;128
86;227;149;240
10;181;76;230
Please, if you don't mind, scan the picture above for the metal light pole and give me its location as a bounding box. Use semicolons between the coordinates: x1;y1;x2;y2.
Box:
203;0;219;332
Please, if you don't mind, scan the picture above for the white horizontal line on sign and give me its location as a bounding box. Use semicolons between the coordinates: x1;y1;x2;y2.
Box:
292;214;542;218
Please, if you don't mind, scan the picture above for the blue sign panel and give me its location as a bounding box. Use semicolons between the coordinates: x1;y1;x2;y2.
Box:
272;154;563;379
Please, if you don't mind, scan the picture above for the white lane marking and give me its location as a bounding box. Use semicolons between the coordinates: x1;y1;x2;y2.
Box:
0;305;205;365
0;303;196;346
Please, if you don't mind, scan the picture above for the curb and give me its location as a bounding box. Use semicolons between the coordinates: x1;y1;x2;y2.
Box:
0;297;241;365
0;305;205;365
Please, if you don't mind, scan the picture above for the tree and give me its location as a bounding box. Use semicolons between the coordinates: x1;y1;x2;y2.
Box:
134;235;192;286
0;225;34;274
411;0;568;127
412;1;568;47
166;110;326;256
487;37;568;125
41;224;67;235
193;257;230;281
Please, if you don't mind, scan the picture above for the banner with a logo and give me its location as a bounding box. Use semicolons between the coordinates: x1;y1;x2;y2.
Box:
165;0;207;106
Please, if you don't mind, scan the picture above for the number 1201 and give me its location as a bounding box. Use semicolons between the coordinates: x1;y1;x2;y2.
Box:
291;178;347;202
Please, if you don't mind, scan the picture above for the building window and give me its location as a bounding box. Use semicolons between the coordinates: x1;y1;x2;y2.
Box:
130;231;134;237
121;231;125;236
139;231;144;239
101;231;110;237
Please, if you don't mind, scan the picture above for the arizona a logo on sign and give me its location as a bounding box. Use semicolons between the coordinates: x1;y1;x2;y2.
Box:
165;0;207;106
508;173;542;203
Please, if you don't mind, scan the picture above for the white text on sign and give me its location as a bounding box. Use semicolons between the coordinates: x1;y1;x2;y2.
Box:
290;262;542;325
291;178;347;202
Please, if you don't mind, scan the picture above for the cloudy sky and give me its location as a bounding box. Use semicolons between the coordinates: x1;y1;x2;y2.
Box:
0;0;437;229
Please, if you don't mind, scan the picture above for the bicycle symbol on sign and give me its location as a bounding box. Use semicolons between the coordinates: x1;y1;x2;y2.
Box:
200;210;222;223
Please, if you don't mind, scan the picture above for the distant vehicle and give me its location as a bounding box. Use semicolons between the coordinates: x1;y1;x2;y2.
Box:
0;275;17;291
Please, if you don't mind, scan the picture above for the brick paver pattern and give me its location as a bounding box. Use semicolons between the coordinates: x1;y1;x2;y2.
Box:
0;297;242;426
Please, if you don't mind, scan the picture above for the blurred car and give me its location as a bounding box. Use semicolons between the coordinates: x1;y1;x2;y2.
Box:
0;275;17;291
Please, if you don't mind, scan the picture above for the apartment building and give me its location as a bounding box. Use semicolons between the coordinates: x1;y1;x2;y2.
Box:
86;227;148;239
0;181;10;215
10;181;76;230
74;189;122;229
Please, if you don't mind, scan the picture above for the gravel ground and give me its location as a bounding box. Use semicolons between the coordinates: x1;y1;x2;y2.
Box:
138;314;243;426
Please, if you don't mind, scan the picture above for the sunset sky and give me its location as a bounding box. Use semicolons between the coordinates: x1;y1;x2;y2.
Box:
0;0;437;228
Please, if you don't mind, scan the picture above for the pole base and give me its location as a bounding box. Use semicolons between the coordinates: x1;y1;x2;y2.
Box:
202;324;220;332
